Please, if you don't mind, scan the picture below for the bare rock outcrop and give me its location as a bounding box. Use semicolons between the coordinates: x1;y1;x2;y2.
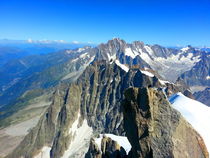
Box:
122;87;209;158
85;135;127;158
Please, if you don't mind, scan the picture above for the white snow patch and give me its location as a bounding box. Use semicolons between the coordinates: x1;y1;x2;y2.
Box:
77;47;86;52
79;52;89;59
133;50;140;56
206;76;210;80
187;53;193;59
71;58;79;63
87;55;96;65
94;134;131;154
139;50;155;66
34;146;51;158
125;47;137;58
107;53;111;61
69;112;80;135
107;53;116;62
181;46;190;52
156;53;199;64
144;45;154;56
140;70;154;77
115;60;129;72
61;119;93;158
169;93;210;153
94;136;102;151
63;55;95;80
144;67;150;70
154;52;200;81
159;79;170;85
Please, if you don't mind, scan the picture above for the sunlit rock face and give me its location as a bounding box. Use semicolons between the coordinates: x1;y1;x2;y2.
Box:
122;87;209;158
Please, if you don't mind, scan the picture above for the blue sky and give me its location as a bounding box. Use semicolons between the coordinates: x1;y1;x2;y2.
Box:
0;0;210;46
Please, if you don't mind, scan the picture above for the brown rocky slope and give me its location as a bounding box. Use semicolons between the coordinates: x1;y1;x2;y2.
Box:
122;87;209;158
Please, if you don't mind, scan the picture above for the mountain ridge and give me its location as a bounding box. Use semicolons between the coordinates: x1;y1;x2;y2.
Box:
0;38;209;158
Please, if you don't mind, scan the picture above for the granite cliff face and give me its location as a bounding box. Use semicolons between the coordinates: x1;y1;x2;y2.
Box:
122;87;209;158
6;60;189;158
6;83;82;158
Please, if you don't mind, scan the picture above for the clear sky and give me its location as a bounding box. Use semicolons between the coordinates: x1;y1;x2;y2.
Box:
0;0;210;46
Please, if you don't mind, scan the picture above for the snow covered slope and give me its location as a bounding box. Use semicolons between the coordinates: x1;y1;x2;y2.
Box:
169;93;210;152
115;60;129;72
94;38;202;82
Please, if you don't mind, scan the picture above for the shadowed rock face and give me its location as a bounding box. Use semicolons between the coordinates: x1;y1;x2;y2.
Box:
122;87;209;158
6;61;192;158
6;62;163;158
194;87;210;107
77;61;168;135
6;84;82;158
180;54;210;87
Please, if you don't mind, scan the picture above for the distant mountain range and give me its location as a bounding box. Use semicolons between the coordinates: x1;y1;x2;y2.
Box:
0;39;94;67
0;39;94;47
0;38;209;158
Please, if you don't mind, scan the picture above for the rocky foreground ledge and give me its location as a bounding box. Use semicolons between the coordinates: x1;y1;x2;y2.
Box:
122;87;208;158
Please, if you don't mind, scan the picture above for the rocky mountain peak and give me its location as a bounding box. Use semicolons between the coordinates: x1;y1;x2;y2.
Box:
99;38;127;50
122;87;209;158
1;38;209;158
